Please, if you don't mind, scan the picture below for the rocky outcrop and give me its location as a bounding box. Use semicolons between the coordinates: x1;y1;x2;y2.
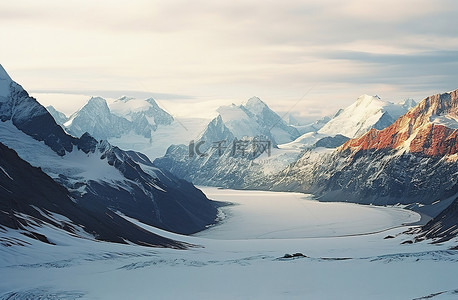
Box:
0;142;184;248
341;90;458;157
413;196;458;243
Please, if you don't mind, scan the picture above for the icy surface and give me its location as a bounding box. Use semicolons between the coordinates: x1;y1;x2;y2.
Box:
217;104;264;138
194;187;420;239
1;187;457;299
110;96;153;117
279;132;327;149
0;120;125;183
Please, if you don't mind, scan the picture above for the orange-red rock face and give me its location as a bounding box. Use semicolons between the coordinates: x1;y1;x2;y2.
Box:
340;90;458;157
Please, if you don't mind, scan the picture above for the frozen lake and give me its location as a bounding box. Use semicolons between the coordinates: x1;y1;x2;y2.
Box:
195;187;420;239
1;187;457;300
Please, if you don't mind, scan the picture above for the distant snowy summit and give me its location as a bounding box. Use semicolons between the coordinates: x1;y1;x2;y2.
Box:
340;90;458;157
212;96;300;145
50;96;174;140
280;94;416;150
318;94;416;138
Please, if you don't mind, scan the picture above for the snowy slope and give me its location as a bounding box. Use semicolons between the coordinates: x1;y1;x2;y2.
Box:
216;97;300;145
45;105;68;125
292;115;331;135
217;104;266;139
275;95;413;150
1;187;457;300
64;97;134;140
318;94;416;138
108;117;210;159
0;141;182;248
110;96;174;126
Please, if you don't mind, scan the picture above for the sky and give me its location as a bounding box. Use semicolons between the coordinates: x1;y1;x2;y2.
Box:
1;0;457;122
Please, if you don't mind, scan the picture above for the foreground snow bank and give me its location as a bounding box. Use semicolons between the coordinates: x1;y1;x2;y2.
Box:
0;188;456;300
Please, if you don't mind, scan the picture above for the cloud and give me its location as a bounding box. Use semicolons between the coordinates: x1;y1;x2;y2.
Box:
1;0;458;121
30;89;192;100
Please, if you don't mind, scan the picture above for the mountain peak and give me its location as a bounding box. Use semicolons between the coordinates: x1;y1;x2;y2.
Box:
340;89;458;156
245;96;267;107
355;94;382;106
146;97;159;107
0;64;13;98
399;98;416;107
244;96;269;117
86;97;109;110
0;64;12;81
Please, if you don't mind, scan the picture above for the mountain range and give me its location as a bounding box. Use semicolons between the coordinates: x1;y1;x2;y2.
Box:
5;61;457;244
270;90;458;238
0;64;217;247
155;94;417;189
60;95;174;141
154;90;457;242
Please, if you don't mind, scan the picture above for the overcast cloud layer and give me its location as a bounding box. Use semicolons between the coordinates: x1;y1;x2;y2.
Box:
1;0;457;120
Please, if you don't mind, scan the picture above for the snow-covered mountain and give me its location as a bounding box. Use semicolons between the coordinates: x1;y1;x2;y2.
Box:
46;105;68;125
155;94;414;188
318;94;416;138
64;97;132;140
154;97;303;186
293;115;331;135
0;64;218;246
0;141;182;248
63;95;174;141
110;96;174;127
156;88;458;244
279;95;415;151
215;97;300;145
271;90;458;219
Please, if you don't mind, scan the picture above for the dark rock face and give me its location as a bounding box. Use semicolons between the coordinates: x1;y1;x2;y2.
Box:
144;98;174;125
0;81;76;156
340;90;458;156
66;97;132;140
0;142;184;248
314;134;349;148
414;197;458;243
88;145;219;234
273;148;458;214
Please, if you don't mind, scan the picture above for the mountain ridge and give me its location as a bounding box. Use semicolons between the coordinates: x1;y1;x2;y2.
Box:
0;64;218;245
340;90;458;157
